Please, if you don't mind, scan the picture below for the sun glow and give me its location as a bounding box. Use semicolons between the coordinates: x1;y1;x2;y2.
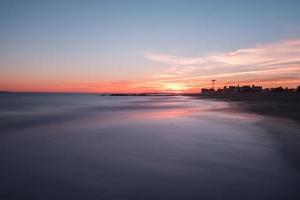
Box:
164;83;188;92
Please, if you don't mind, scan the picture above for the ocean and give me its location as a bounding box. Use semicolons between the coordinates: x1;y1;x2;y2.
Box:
0;93;299;199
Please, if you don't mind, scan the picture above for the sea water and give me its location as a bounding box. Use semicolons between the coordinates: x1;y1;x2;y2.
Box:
0;93;299;199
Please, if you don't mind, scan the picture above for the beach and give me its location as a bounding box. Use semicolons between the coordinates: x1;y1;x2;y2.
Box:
198;92;300;122
0;93;300;199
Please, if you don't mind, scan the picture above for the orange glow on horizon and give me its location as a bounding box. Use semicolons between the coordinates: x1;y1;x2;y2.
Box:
1;77;300;93
162;83;188;93
1;38;300;93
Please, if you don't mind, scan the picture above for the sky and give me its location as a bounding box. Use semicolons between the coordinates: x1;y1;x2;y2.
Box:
1;0;300;93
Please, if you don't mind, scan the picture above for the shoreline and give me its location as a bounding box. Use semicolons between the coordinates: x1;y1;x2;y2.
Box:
199;93;300;172
198;92;300;122
197;93;300;173
258;117;300;172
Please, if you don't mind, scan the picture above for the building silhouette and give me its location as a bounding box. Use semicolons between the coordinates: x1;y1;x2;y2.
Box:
201;84;300;94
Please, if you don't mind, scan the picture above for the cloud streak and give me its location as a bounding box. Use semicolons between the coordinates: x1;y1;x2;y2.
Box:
145;38;300;90
18;38;299;93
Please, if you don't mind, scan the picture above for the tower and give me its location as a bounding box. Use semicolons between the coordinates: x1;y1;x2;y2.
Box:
211;80;216;89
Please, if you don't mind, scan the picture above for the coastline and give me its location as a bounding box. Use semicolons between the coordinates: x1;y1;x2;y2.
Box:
258;117;300;172
198;92;300;122
1;93;300;199
198;93;300;173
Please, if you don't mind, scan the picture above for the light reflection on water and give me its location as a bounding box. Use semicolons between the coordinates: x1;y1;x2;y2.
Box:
0;94;299;200
132;108;198;119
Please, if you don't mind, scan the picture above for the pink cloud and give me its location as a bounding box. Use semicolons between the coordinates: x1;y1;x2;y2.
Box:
144;38;300;89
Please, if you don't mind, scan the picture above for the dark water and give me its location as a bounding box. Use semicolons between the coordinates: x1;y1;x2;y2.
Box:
0;93;299;200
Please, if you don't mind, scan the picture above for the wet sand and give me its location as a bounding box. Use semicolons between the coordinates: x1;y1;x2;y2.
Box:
257;117;300;172
199;92;300;121
199;93;300;172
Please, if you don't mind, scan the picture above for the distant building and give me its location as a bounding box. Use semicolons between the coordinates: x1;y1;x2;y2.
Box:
200;84;300;94
216;88;223;93
240;85;251;92
284;87;296;92
201;88;215;94
201;84;262;93
250;85;263;92
271;87;285;93
221;86;238;93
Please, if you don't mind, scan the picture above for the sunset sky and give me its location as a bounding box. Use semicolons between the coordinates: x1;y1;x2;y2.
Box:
1;0;300;93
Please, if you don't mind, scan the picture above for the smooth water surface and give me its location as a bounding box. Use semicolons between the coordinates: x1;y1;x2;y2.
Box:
0;94;299;200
